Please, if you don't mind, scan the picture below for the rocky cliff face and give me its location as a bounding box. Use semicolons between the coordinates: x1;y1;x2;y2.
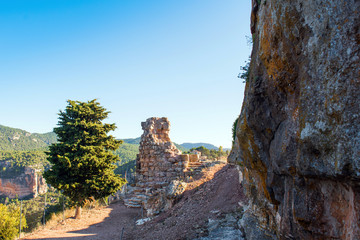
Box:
230;0;360;239
0;161;47;199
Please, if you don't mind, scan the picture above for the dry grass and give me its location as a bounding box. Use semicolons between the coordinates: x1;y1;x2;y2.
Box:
186;162;226;191
22;204;111;239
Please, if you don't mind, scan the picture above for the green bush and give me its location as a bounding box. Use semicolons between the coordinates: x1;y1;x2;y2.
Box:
0;203;26;240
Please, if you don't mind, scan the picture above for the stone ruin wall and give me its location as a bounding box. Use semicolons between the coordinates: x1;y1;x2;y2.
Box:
125;117;201;216
136;117;187;187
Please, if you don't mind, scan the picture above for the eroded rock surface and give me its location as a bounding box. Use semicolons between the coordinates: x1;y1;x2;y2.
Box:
230;0;360;239
0;161;47;199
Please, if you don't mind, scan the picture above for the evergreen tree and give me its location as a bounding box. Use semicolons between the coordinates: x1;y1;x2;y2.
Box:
43;99;126;219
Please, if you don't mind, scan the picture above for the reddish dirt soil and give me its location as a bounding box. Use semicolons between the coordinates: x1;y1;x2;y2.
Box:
23;163;246;240
23;204;140;240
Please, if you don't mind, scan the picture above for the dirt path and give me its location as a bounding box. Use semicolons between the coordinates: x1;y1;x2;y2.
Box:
23;203;140;240
23;163;246;240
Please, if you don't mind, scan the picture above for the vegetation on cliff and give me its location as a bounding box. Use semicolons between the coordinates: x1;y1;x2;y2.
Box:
43;99;126;219
237;57;251;83
0;151;49;177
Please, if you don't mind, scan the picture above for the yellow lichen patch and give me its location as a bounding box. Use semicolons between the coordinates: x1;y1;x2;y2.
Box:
259;25;293;92
258;4;299;94
237;115;271;202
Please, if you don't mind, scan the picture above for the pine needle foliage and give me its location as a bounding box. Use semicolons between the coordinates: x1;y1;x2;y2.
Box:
43;100;126;210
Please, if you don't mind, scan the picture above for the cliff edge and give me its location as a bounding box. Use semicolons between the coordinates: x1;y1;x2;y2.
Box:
229;0;360;239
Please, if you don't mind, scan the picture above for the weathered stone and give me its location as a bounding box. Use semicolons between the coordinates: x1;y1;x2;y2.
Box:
196;214;245;240
166;180;187;199
124;117;211;217
229;0;360;239
189;154;200;162
125;118;192;215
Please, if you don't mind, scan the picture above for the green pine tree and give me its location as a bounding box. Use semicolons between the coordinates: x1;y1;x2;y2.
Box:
43;99;126;219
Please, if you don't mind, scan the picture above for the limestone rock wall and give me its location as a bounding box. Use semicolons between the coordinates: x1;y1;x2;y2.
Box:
230;0;360;239
0;162;47;199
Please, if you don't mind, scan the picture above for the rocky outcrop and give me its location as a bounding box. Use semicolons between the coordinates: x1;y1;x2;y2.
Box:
124;117;206;216
230;0;360;239
0;161;47;199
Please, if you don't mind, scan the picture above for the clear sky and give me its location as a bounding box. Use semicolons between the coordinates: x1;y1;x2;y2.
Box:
0;0;251;148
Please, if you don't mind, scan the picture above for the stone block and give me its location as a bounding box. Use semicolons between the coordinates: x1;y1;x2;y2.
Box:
189;154;199;162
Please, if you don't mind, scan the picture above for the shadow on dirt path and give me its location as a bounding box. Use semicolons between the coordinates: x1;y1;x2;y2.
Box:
23;202;141;240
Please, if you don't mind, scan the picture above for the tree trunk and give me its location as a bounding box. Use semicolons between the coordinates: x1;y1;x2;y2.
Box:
75;206;81;219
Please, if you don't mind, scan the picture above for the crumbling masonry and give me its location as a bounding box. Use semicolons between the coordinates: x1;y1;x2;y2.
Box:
124;117;203;216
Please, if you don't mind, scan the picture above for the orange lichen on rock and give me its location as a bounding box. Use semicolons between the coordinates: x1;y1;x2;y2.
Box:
230;0;360;239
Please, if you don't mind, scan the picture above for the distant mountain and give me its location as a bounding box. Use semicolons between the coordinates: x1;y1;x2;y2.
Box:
0;125;57;151
174;143;189;152
122;137;141;145
180;143;219;150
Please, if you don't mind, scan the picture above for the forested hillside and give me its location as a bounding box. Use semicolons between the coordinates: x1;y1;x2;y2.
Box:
0;125;56;151
122;137;141;145
114;142;139;164
0;151;49;178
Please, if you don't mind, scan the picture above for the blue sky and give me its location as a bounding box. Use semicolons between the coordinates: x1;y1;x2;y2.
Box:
0;0;251;148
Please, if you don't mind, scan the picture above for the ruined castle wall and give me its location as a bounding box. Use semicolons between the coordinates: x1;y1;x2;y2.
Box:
125;117;191;215
136;117;188;187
